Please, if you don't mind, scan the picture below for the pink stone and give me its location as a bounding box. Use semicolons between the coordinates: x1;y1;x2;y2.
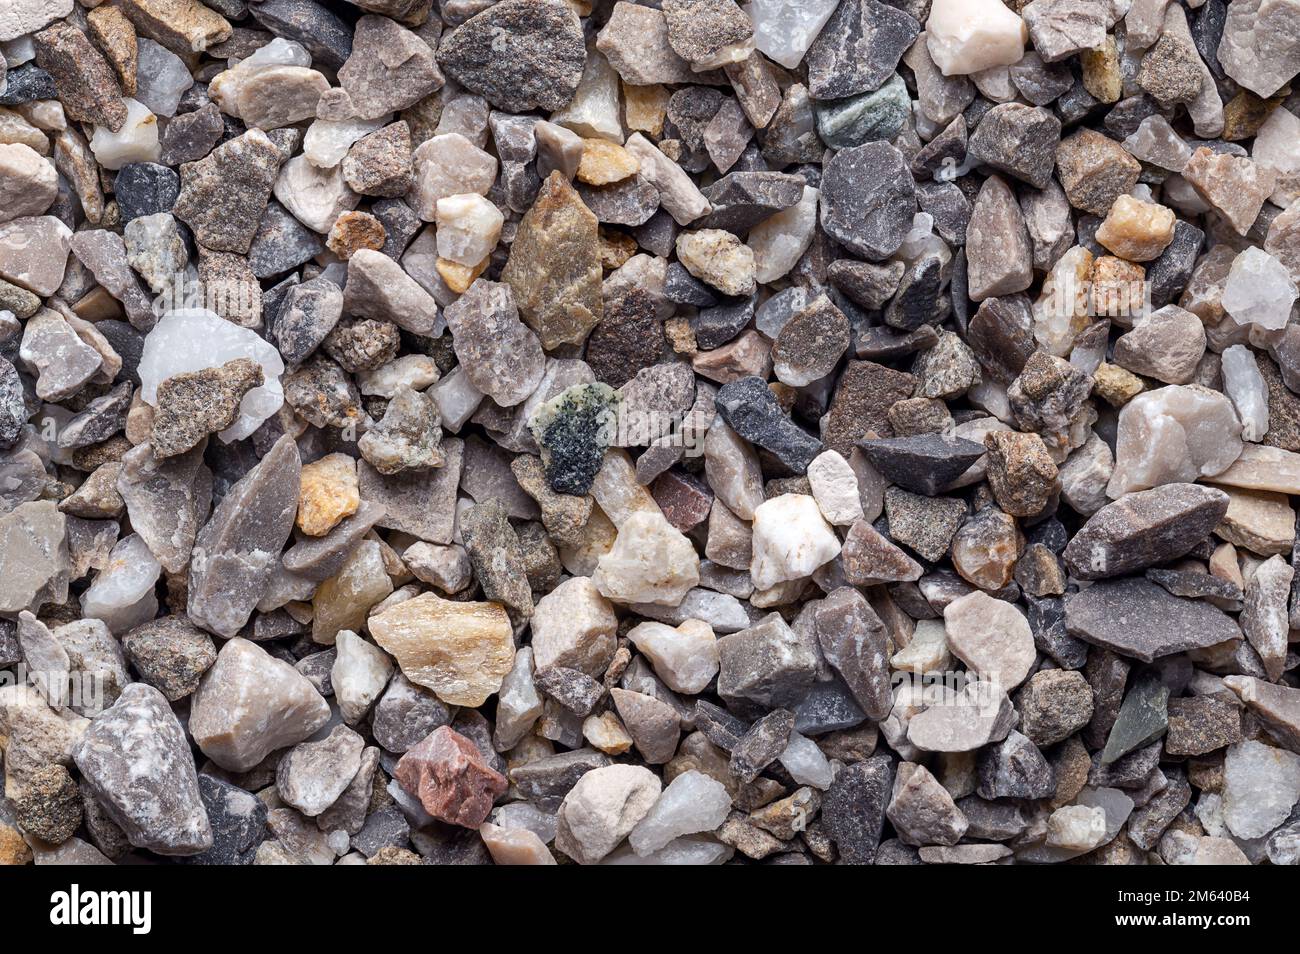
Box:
394;725;507;828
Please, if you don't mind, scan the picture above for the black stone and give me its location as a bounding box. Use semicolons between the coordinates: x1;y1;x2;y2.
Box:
915;179;972;245
114;163;180;223
536;386;616;496
576;176;661;227
910;115;967;180
715;375;823;475
90;320;141;387
534;666;604;717
372;198;423;260
247;201;325;279
1026;594;1089;669
57;381;132;450
665;86;724;153
662;261;716;308
966;294;1036;383
822;753;894;865
180;775;267;865
1062;483;1230;580
0;358;26;449
249;0;353;70
629;208;678;258
1189;0;1228;82
694;700;750;752
967;103;1062;189
1103;94;1163;139
692;296;754;350
853;324;940;361
884;253;948;330
1146;220;1204;307
1099;672;1169;765
1089;739;1162;788
0;65;57;106
793;679;868;735
855;433;986;495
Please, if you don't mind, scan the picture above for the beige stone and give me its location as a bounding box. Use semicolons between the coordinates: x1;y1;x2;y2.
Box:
593;510;701;606
479;822;557;865
583;711;635;755
943;590;1036;689
189;637;330;772
1215;488;1295;556
530;575;619;674
369;592;516;706
1095;194;1176;261
577;138;639;185
623;82;670;136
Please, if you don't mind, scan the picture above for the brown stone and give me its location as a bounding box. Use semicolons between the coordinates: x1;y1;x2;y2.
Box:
500;170;603;349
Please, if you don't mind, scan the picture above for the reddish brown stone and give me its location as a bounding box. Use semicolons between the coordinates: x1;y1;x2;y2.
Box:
651;469;714;532
393;726;507;828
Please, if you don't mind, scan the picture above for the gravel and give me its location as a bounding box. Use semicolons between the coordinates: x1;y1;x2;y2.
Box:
1;0;1300;869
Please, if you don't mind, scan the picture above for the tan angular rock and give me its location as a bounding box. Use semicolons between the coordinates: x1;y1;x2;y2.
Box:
296;453;359;537
577;139;639;185
369;592;516;707
529;576;619;675
675;228;756;297
1215;488;1294;556
189;637;330;772
480;822;558;864
501;170;603;350
1095;194;1176;261
116;0;231;56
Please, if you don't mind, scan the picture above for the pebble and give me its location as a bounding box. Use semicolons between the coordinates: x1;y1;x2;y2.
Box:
555;763;660;864
394;726;507;828
819;141;915;260
1062;483;1230;579
370;592;514;706
716;376;821;474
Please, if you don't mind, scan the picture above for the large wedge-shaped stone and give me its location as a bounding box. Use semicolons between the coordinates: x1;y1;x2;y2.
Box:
1065;577;1243;662
74;682;213;856
1063;483;1230;579
189;637;331;772
187;435;301;638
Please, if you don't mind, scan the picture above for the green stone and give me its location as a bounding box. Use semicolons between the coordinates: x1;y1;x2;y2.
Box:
1100;672;1169;765
814;74;911;149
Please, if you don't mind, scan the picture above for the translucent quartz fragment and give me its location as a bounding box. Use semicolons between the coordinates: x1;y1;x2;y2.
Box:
746;0;839;69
